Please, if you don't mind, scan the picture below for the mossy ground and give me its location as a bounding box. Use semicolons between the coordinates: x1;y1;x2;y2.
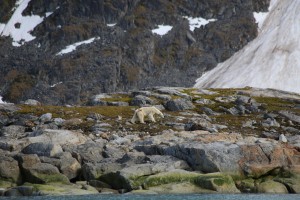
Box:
15;87;300;136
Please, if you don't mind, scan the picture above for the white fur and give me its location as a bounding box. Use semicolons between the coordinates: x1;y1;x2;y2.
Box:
131;106;164;124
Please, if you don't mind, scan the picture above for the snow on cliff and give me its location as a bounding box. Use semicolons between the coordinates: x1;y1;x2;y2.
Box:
0;0;53;47
56;37;100;56
194;0;300;94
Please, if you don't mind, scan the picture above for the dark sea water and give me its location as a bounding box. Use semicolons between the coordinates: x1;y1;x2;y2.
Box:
3;194;300;200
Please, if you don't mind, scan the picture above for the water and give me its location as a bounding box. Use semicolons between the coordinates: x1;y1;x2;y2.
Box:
3;194;300;200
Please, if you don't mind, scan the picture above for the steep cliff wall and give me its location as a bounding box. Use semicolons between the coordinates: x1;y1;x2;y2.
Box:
0;0;270;105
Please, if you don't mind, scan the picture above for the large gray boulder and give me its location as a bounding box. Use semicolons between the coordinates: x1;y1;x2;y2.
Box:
164;98;195;111
130;95;157;106
65;140;106;164
1;125;26;138
82;159;123;181
184;118;213;132
279;111;300;124
0;155;21;184
134;131;243;175
22;143;63;157
58;152;81;180
17;154;69;184
26;129;88;145
99;155;190;190
257;180;288;193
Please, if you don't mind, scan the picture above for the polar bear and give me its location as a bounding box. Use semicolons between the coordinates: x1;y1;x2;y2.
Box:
131;106;164;124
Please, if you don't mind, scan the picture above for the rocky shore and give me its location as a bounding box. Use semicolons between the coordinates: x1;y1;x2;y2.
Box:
1;87;300;196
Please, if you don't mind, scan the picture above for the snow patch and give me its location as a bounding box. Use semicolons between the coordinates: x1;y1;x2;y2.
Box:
56;37;100;56
183;16;217;32
0;0;54;47
0;96;7;104
107;23;116;27
253;12;269;30
151;25;173;36
51;82;63;88
194;0;300;94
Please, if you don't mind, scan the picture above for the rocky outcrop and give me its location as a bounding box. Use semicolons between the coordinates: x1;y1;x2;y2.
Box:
0;87;300;196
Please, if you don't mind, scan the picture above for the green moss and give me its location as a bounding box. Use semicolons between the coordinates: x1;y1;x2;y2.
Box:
131;176;148;189
143;171;201;188
24;183;98;195
34;173;70;184
194;173;239;193
0;179;16;188
181;88;198;99
18;105;134;119
253;96;296;112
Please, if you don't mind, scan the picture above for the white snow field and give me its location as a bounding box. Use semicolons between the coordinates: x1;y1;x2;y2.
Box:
0;96;6;104
194;0;300;94
183;16;217;32
0;0;53;47
151;25;173;36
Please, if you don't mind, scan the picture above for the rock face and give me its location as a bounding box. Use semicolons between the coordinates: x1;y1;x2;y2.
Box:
0;0;270;105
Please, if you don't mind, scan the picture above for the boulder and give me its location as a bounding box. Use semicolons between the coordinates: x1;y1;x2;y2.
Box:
81;159;123;181
4;188;23;196
262;118;280;128
261;131;280;140
194;98;215;105
239;143;300;178
99;155;189;190
17;154;69;184
164;98;195;111
0;155;21;184
130;95;156;106
117;151;147;165
58;152;81;180
23;162;69;184
62;118;83;128
22;142;63;157
194;173;240;193
24;99;41;106
26;129;88;146
257;180;288;193
143;169;200;188
279;111;300;124
39;113;52;123
88;94;111;106
200;107;219;116
279;134;287;143
11;186;34;196
275;175;300;193
155;87;189;98
0;103;19;113
65;140;106;164
1;125;26;138
107;102;129;106
236;178;256;193
88;180;112;189
184;118;213;132
103;144;127;159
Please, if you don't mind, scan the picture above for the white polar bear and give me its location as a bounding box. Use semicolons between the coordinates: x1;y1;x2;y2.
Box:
131;106;164;124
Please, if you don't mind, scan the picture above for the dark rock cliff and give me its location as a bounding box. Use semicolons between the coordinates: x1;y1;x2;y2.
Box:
0;0;270;105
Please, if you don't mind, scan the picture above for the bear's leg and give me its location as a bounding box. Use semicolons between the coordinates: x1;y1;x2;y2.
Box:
137;111;145;123
131;112;137;124
148;114;156;122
